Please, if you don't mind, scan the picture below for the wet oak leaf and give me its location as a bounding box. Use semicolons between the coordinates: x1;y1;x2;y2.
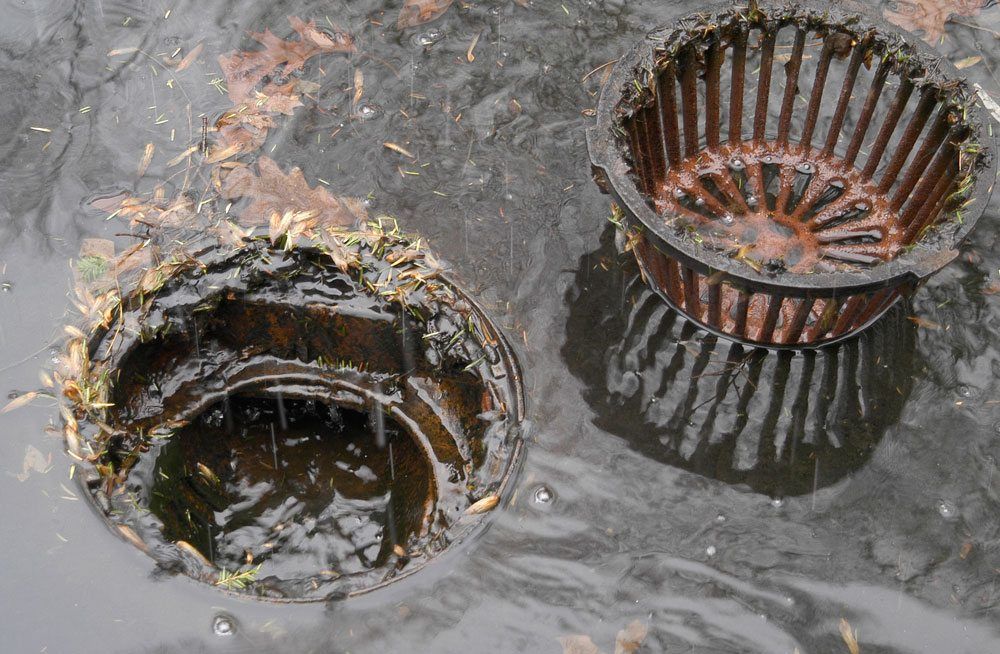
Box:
883;0;986;44
614;620;649;654
220;156;366;229
398;0;454;29
219;16;355;106
558;635;601;654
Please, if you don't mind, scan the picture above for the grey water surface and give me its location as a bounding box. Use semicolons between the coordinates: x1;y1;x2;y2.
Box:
1;1;1000;652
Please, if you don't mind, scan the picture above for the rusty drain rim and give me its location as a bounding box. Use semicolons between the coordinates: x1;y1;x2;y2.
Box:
588;0;998;348
61;236;525;602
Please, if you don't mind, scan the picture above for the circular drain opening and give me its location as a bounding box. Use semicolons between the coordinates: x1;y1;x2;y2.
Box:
146;394;433;588
63;237;524;601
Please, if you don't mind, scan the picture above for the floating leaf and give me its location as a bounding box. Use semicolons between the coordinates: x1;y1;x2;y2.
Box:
220;155;366;229
614;620;649;654
465;494;500;514
219;16;354;106
137;143;155;177
2;391;38;414
883;0;986;44
839;618;860;654
174;42;204;72
558;635;601;654
954;55;982;70
17;445;52;481
398;0;454;29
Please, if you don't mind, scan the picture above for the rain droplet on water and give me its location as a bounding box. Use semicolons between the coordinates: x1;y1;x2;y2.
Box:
705;545;717;557
356;103;383;121
212;614;235;636
532;484;553;505
937;500;958;520
414;28;445;47
770;497;785;509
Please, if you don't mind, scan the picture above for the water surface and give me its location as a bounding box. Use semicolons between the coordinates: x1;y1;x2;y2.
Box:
1;1;999;652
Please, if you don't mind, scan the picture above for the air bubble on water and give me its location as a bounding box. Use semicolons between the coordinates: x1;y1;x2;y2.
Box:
356;103;383;120
414;28;445;47
957;385;974;399
715;514;726;523
532;484;554;505
705;545;717;557
770;497;785;508
212;614;235;636
721;214;735;226
936;500;958;520
1;280;12;292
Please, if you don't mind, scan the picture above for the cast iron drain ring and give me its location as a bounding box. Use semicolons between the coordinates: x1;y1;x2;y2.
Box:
58;232;524;602
588;0;997;348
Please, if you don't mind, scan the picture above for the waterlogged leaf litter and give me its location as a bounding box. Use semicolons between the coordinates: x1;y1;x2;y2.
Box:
558;620;649;654
2;391;39;414
465;494;499;514
840;618;860;654
398;0;455;30
883;0;987;43
220;156;366;228
559;635;601;654
218;16;354;105
614;620;649;654
17;444;52;481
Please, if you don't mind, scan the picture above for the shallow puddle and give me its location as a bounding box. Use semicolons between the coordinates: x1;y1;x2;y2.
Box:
0;0;999;652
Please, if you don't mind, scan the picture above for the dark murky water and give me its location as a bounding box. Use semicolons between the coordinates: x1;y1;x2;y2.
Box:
1;1;999;652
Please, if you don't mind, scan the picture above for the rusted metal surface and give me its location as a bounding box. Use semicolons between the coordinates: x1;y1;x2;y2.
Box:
588;0;997;348
71;241;525;601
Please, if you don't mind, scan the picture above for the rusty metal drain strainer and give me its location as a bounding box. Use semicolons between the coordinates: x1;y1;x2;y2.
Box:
588;0;997;347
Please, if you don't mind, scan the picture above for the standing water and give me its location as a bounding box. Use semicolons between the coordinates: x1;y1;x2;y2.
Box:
1;1;999;652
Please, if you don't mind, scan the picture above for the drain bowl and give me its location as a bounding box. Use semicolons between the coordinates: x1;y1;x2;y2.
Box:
588;0;997;347
61;236;524;601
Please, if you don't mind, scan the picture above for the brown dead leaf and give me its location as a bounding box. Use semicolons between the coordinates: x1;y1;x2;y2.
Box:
960;541;974;559
137;143;155;177
839;618;860;654
1;391;38;414
614;620;649;654
17;445;52;482
465;494;500;514
221;156;366;229
398;0;454;29
883;1;986;44
80;238;115;261
353;68;364;108
558;635;601;654
955;55;982;70
219;16;354;106
174;42;204;72
215;108;276;153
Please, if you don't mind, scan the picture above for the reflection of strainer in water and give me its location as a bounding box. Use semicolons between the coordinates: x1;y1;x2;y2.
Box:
59;233;524;601
587;0;997;347
563;228;918;497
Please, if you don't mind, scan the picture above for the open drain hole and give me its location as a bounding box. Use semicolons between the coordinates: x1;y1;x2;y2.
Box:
146;395;431;583
66;239;524;601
